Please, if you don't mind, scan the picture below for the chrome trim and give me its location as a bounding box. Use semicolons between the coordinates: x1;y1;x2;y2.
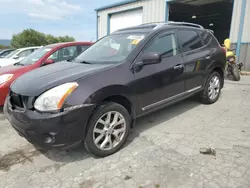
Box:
142;86;202;111
142;92;185;111
186;86;202;93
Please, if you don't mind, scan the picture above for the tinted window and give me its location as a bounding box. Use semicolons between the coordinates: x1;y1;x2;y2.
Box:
177;30;203;52
145;34;178;57
200;31;212;45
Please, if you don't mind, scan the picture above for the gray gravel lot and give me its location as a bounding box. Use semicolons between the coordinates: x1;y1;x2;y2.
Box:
0;77;250;188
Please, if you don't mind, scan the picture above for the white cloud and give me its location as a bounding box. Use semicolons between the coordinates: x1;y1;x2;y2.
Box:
0;0;81;21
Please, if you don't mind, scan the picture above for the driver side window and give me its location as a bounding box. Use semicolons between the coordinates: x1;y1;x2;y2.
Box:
47;46;77;63
145;34;178;57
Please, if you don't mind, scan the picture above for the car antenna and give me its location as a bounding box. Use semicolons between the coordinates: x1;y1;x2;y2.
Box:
90;37;94;42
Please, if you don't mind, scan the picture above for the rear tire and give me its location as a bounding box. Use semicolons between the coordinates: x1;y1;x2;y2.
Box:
201;71;222;104
85;102;131;157
231;64;240;81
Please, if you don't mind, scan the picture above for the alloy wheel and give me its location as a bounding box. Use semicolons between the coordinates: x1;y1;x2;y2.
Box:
208;75;220;100
93;111;126;151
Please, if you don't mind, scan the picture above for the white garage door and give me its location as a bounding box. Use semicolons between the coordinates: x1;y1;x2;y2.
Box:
110;9;143;33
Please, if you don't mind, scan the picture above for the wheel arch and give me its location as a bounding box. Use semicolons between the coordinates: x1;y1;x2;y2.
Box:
211;66;224;88
84;86;135;137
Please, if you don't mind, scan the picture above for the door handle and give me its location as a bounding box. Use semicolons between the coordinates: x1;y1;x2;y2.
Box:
205;55;211;60
174;64;184;70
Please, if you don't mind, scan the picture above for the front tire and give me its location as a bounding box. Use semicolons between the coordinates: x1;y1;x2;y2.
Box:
85;102;131;157
201;71;222;104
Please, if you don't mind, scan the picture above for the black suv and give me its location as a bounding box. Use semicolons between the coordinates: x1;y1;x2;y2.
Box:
5;22;226;157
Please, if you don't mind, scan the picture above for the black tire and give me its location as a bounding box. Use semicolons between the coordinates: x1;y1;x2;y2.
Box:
201;71;222;104
85;102;131;157
231;64;240;81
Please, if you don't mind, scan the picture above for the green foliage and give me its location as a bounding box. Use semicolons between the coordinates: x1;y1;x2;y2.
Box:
11;29;75;48
0;44;10;49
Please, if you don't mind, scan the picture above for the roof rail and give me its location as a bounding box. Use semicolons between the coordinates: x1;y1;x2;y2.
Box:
167;21;204;29
116;21;204;33
140;21;204;30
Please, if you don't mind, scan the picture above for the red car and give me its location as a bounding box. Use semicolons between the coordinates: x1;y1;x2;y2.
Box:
0;42;92;107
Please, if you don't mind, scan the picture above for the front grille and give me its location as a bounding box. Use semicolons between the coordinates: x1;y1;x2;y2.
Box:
10;91;24;109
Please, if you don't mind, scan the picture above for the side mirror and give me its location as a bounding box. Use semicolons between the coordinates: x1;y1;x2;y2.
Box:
13;55;19;59
44;59;54;65
132;52;161;72
142;52;161;65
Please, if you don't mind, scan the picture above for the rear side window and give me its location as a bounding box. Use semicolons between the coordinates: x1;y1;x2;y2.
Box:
177;30;203;52
145;34;178;57
200;31;212;45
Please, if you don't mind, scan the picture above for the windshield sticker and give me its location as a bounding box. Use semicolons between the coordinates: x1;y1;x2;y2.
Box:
128;35;144;45
127;35;144;40
131;39;140;45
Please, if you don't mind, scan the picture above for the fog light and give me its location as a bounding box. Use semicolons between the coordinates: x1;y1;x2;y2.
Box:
44;134;55;144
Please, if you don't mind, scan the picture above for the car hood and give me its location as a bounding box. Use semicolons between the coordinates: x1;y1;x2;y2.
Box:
0;58;16;67
0;65;27;75
11;61;113;96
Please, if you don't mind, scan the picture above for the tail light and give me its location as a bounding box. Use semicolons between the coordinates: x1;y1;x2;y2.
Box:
221;47;226;56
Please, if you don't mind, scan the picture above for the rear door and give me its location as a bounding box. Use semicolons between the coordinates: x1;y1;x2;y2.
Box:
176;29;211;92
134;31;185;115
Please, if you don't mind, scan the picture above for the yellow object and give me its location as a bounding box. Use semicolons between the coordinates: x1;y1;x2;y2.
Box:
131;39;140;45
224;38;231;51
226;51;234;58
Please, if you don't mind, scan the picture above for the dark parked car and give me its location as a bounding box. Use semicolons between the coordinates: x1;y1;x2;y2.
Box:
0;49;16;58
5;22;226;157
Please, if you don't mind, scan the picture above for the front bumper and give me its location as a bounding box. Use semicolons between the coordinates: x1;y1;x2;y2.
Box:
4;97;95;150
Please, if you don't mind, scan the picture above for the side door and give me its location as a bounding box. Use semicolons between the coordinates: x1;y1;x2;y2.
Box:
176;29;211;92
133;31;185;115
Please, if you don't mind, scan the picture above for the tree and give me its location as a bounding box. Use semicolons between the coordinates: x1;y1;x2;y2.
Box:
0;45;10;49
11;29;75;48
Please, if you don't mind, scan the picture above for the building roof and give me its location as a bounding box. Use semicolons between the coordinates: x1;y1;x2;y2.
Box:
95;0;139;11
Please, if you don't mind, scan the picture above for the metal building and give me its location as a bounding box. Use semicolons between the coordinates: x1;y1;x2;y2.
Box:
95;0;250;70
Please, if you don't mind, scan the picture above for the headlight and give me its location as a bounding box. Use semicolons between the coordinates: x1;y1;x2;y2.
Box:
34;82;78;112
0;74;13;85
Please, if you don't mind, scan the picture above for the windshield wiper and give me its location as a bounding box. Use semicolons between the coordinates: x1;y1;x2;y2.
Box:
66;58;75;62
79;61;92;64
14;62;25;66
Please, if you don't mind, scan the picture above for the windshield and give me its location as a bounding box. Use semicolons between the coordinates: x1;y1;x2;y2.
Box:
76;33;146;63
5;49;20;58
20;47;52;65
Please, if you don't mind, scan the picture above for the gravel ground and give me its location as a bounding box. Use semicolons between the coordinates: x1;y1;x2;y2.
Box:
0;76;250;188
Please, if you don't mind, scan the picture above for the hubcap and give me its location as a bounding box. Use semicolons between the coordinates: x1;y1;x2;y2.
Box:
208;76;220;100
93;111;126;151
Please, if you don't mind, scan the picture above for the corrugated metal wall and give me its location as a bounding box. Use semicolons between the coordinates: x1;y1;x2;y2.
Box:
230;0;250;43
229;0;241;43
97;0;166;39
242;0;250;43
230;0;250;71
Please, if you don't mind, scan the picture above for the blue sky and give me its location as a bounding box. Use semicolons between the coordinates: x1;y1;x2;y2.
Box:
0;0;121;41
